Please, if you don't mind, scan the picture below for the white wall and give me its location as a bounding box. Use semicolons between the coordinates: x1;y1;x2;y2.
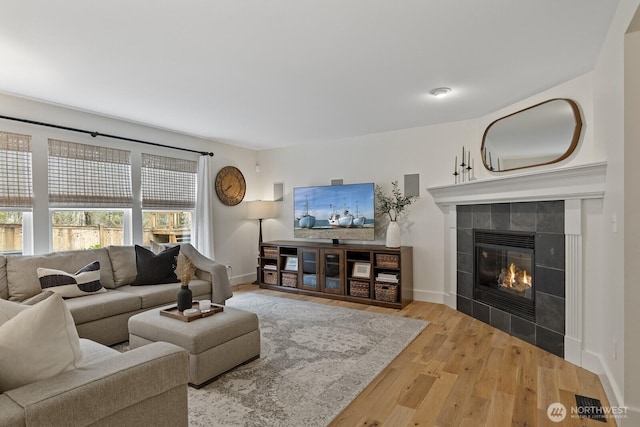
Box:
591;0;640;420
624;14;640;424
0;92;258;284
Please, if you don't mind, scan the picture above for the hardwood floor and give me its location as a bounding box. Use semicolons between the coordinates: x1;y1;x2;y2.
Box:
233;284;614;427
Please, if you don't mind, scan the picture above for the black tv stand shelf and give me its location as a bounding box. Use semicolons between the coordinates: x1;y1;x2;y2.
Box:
258;240;413;309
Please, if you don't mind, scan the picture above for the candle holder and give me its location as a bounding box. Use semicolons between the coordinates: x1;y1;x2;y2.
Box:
468;158;476;181
453;146;477;183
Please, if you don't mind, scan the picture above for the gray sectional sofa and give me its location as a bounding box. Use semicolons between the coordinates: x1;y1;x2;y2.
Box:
0;243;233;346
0;340;190;426
0;243;233;426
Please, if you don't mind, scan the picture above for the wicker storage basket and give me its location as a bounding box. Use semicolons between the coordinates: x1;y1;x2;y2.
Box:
263;247;278;258
374;282;399;303
263;270;277;285
281;272;298;288
375;254;399;269
349;280;370;298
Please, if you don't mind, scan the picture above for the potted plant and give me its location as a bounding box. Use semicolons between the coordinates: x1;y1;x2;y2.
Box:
375;181;418;248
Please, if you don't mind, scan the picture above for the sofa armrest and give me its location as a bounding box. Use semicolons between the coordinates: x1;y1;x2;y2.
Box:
180;243;233;304
0;394;24;426
3;342;189;427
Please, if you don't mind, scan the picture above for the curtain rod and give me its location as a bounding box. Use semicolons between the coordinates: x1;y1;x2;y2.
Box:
0;114;214;157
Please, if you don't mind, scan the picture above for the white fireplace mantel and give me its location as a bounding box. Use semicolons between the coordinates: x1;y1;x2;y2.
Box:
426;162;607;367
427;161;607;206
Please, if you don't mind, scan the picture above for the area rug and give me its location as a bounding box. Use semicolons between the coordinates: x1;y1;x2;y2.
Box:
187;293;428;427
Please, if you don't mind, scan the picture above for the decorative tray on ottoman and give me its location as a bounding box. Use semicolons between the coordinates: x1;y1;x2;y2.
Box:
160;301;224;322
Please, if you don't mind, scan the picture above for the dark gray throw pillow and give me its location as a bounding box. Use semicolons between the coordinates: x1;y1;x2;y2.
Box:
132;244;180;285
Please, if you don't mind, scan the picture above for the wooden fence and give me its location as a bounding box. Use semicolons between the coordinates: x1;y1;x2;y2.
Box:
0;225;190;253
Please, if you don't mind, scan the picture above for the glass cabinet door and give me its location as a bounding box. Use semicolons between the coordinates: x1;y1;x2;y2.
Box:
300;249;319;291
321;249;345;295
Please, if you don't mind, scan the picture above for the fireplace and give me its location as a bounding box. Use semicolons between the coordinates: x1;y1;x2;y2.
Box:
451;201;567;358
427;162;607;364
474;230;535;321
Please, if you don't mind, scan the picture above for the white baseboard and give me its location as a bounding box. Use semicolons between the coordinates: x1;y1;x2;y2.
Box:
582;349;625;412
412;289;446;304
230;273;255;287
564;336;582;366
620;405;640;426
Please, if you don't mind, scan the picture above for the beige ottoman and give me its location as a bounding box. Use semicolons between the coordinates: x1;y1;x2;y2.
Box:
128;305;260;388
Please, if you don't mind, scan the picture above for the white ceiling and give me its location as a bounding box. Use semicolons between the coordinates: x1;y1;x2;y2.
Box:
0;1;619;150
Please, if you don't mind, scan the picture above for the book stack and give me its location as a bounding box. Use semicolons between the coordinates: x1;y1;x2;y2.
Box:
376;272;399;283
264;264;277;271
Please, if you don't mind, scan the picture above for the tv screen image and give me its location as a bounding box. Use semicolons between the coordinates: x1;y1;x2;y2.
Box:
293;183;375;241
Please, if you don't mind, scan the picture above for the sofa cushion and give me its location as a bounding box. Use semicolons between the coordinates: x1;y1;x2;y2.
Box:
106;245;137;287
21;290;55;305
64;289;141;325
132;245;179;285
37;261;107;298
0;297;27;326
118;279;210;309
78;338;120;366
0;294;83;392
6;248;116;301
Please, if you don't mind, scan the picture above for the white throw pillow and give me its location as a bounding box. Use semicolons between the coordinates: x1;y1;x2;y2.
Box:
37;261;107;298
0;298;27;327
0;293;83;392
150;240;166;255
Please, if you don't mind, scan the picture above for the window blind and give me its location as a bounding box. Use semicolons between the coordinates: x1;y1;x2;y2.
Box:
48;139;132;208
0;131;33;209
141;153;197;209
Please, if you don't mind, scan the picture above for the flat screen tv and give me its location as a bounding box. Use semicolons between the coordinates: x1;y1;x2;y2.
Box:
293;182;375;242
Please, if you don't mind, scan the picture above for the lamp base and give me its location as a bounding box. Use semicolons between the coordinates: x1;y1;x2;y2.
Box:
252;266;260;285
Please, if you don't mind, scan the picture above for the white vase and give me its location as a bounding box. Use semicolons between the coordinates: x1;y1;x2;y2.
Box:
385;221;401;248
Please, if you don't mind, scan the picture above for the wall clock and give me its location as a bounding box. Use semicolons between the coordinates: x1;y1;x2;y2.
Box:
215;166;246;206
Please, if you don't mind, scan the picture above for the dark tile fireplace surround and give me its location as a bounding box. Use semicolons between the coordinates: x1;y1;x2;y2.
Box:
456;201;566;357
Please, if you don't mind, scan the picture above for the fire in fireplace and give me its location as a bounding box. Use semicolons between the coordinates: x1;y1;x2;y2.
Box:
474;230;536;321
498;262;532;296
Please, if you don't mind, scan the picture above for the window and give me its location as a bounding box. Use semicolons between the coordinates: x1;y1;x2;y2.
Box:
0;131;33;254
51;210;126;251
48;139;132;250
141;153;197;245
142;211;192;245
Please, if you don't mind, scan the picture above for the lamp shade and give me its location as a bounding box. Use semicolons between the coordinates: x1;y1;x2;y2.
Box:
247;200;276;220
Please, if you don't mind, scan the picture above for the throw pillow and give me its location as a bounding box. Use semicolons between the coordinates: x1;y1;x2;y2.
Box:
150;240;180;254
132;244;180;285
0;294;83;392
37;261;107;298
0;298;27;327
106;246;137;287
149;240;165;254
